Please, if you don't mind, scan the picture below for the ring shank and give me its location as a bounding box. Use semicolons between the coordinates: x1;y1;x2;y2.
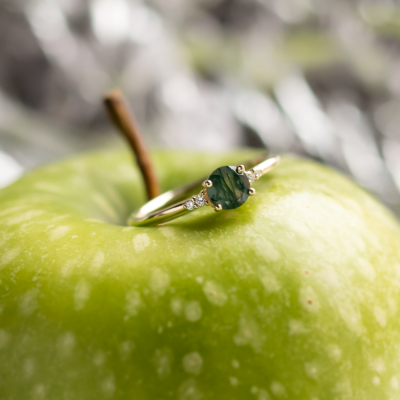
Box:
128;154;280;227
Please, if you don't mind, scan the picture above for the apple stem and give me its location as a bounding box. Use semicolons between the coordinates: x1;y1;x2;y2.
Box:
104;90;161;200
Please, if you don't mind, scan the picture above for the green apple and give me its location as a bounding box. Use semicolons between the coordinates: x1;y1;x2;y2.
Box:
1;149;400;400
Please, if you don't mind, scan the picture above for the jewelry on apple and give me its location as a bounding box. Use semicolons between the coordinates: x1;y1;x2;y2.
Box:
128;154;280;227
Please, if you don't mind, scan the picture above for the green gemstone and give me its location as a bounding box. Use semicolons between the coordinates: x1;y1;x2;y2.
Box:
206;166;250;210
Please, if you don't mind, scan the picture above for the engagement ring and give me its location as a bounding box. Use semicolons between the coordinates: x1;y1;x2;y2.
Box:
128;154;280;227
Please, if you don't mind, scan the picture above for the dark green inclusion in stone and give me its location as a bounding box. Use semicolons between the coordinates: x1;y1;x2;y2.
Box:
206;166;251;210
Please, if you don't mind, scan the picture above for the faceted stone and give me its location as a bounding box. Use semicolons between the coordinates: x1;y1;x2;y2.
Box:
247;172;256;183
195;195;206;207
185;200;194;210
255;170;263;180
206;166;250;210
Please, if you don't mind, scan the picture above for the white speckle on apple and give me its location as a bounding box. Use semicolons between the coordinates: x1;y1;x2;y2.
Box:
0;232;14;248
0;329;10;349
195;276;203;284
19;289;38;316
49;226;71;241
372;376;381;386
119;341;135;360
184;301;202;322
203;281;228;307
326;344;342;362
160;227;175;238
122;227;134;232
101;375;116;397
229;377;238;387
153;348;173;378
6;210;43;225
289;320;308;335
33;384;46;399
372;357;386;374
257;389;270;400
178;378;202;400
259;270;281;293
125;290;144;316
171;298;183;315
251;386;258;394
74;280;91;311
304;362;319;379
23;358;35;378
391;377;399;390
183;352;203;376
232;359;240;368
0;247;21;268
254;239;280;262
91;251;105;270
57;332;75;357
133;233;150;252
299;286;320;312
60;259;78;278
93;350;106;366
356;258;376;281
233;314;263;353
270;381;286;397
335;379;353;397
150;268;170;297
374;307;387;328
337;303;363;336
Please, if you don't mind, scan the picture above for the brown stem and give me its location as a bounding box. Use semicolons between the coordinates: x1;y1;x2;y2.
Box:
104;90;160;200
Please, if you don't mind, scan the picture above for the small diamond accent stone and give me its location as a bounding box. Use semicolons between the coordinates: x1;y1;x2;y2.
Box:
255;170;262;180
196;195;206;207
185;201;194;210
247;172;256;183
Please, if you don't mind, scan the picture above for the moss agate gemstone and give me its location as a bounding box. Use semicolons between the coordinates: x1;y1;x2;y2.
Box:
206;166;251;210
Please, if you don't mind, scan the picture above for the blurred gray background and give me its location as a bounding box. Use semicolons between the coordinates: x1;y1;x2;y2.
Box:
1;0;400;216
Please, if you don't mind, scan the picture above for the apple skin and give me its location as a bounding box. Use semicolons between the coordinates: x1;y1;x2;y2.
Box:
1;150;400;400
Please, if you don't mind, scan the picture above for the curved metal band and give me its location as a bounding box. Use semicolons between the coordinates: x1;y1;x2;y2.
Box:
128;153;280;227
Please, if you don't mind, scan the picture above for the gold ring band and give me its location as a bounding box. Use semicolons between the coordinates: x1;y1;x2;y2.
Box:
128;153;280;227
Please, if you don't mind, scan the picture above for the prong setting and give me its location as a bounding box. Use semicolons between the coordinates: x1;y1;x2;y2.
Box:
214;204;223;212
236;165;245;174
249;188;256;196
245;169;263;183
191;196;199;208
203;180;213;188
